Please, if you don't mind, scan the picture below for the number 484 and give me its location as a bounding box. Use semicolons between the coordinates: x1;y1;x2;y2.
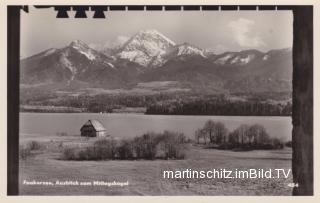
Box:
288;183;299;188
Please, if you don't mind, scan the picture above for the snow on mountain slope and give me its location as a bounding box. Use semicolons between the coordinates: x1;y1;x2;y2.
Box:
20;29;292;93
116;30;208;68
20;40;121;85
147;43;207;67
89;35;130;56
214;53;235;65
230;54;256;65
117;29;175;67
43;48;58;56
263;54;269;60
213;50;263;66
69;40;97;61
178;45;205;58
172;43;207;58
59;50;77;81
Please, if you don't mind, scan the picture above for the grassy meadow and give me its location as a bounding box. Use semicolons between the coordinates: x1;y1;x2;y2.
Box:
19;133;292;195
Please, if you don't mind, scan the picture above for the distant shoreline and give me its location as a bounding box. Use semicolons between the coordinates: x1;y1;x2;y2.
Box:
19;110;291;117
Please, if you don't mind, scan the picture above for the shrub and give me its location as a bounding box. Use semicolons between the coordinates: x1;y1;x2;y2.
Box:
62;147;78;160
77;147;97;160
271;138;284;149
27;141;42;150
93;138;117;160
285;140;292;148
132;136;143;159
164;144;185;159
195;120;287;151
157;131;186;159
19;146;31;160
62;138;118;160
117;140;134;160
19;141;42;160
257;143;274;150
217;143;234;150
60;132;187;161
136;133;158;160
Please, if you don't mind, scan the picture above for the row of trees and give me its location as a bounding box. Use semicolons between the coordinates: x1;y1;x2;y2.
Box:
62;131;187;161
194;121;228;144
21;90;182;111
21;88;292;116
194;120;285;150
146;99;292;116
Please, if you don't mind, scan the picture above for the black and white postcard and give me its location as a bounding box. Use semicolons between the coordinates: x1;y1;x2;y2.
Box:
2;0;319;200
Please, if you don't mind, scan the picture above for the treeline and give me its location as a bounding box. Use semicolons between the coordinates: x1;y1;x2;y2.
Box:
21;92;185;113
194;120;287;150
62;131;187;161
146;99;292;116
21;89;292;116
233;91;292;102
20;105;84;113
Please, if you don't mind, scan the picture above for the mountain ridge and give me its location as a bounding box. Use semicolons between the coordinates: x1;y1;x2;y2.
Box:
20;29;292;94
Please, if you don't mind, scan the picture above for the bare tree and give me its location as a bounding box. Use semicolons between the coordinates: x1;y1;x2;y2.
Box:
248;124;270;145
201;128;208;144
237;124;250;145
203;120;216;143
194;128;201;144
214;122;228;144
228;130;239;146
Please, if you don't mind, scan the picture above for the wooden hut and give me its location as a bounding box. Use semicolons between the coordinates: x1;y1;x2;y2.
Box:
80;119;107;137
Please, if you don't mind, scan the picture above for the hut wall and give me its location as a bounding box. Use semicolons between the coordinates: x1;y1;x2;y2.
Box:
81;126;96;137
96;131;107;137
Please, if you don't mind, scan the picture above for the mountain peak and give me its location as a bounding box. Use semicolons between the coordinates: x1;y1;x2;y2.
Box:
69;40;90;49
117;29;176;66
127;29;176;47
68;40;97;61
135;29;176;46
167;43;206;58
138;29;161;35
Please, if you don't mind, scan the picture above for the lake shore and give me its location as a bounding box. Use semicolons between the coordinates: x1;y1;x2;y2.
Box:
19;113;292;141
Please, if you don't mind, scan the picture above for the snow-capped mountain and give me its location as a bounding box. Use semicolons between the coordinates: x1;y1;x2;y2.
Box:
89;36;130;57
69;40;98;61
20;30;292;93
172;43;207;58
212;50;264;66
141;48;292;93
116;29;176;67
115;30;208;68
20;40;126;87
147;43;207;67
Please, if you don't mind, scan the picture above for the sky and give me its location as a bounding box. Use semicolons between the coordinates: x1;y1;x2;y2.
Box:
21;7;293;58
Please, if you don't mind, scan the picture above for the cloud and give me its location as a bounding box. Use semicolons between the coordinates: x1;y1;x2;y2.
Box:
115;36;130;46
228;18;266;48
89;35;130;51
208;44;228;54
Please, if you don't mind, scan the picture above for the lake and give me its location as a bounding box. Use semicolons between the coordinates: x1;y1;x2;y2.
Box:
19;113;292;141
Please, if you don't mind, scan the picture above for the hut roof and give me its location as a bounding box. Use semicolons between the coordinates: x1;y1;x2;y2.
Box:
81;119;106;132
